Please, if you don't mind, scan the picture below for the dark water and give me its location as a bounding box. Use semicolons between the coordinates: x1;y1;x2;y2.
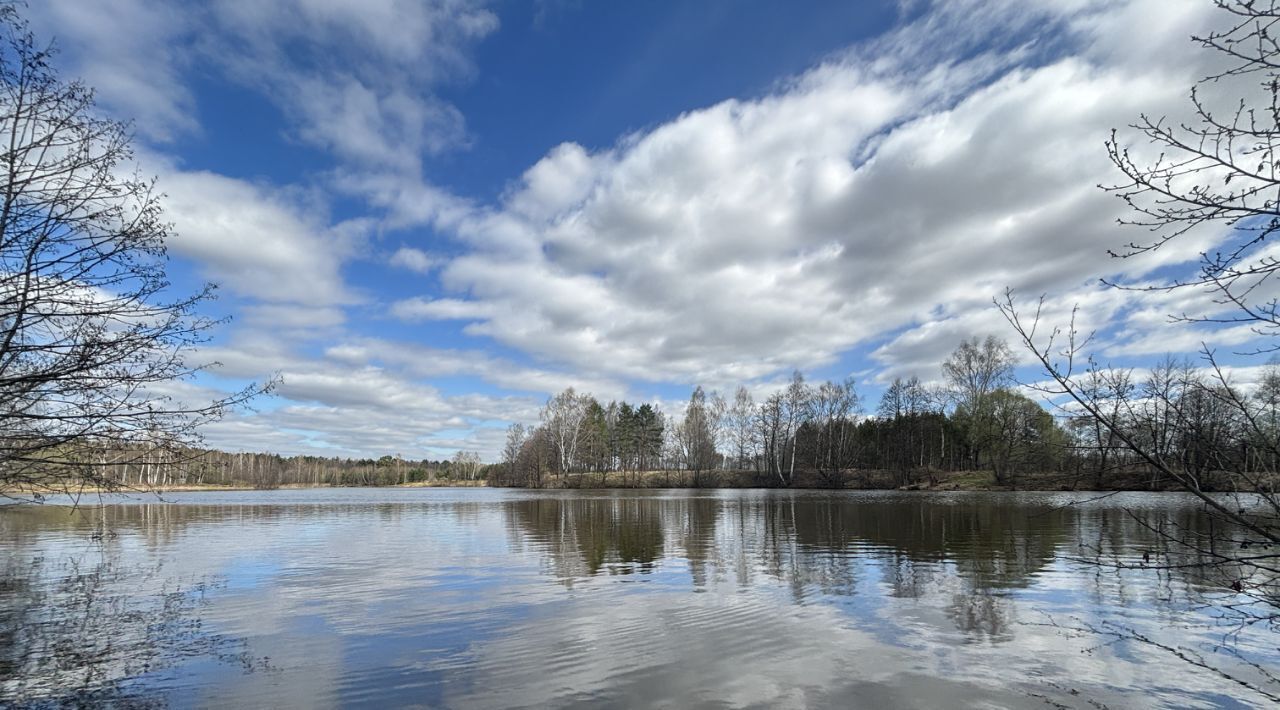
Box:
0;488;1276;708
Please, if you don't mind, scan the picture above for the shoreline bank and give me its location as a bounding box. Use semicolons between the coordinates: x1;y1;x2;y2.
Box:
2;468;1232;497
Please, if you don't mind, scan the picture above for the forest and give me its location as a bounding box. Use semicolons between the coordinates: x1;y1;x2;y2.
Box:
1;448;487;492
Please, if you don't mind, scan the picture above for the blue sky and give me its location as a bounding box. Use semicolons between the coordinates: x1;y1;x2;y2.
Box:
26;0;1267;459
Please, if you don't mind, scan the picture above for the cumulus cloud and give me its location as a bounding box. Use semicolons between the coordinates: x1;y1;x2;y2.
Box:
26;3;500;303
389;247;437;274
385;0;1232;390
30;0;497;166
200;348;544;459
22;0;511;459
240;304;348;331
321;337;628;400
204;0;499;211
160;169;362;305
195;333;628;458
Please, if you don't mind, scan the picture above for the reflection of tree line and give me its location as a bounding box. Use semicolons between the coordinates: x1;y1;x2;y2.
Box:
502;494;1249;632
0;500;496;546
504;496;668;579
6;497;1239;602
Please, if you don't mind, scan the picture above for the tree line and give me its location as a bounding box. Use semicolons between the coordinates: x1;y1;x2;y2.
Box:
490;336;1056;488
29;330;1280;494
491;333;1280;491
6;447;489;492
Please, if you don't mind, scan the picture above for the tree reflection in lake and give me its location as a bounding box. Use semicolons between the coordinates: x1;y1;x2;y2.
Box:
0;523;266;706
505;495;666;580
0;488;1275;708
506;492;1100;607
502;490;1278;700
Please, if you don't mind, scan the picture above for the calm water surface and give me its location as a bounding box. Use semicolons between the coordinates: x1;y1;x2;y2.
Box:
1;488;1276;708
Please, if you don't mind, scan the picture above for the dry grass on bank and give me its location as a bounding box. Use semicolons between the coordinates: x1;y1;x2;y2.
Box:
395;479;487;488
507;467;1206;492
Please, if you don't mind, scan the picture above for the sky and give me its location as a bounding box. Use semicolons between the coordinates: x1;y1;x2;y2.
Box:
25;0;1267;461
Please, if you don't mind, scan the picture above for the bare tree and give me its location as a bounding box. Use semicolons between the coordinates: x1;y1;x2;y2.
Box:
0;7;267;496
782;370;811;485
943;337;1014;415
451;450;482;480
999;295;1279;661
727;385;756;470
996;0;1280;543
943;336;1015;471
755;391;786;485
674;386;722;486
1068;366;1136;488
807;378;860;486
877;376;932;484
877;376;928;419
707;389;728;470
541;388;590;476
1254;361;1280;471
1103;0;1280;346
502;423;527;482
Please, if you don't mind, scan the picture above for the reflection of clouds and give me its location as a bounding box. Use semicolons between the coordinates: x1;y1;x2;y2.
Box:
442;592;1031;710
2;489;1277;707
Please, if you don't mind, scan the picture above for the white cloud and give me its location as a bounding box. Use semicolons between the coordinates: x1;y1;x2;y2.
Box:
323;337;628;401
195;333;630;458
240;304;347;331
28;0;197;141
505;142;604;220
161;169;361;305
30;0;498;165
390;297;494;321
389;247;437;274
414;0;1223;387
23;0;454;311
286;76;468;173
207;0;497;176
21;0;516;460
200;348;546;458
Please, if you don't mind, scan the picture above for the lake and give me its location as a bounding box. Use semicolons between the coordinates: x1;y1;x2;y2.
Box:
1;488;1276;708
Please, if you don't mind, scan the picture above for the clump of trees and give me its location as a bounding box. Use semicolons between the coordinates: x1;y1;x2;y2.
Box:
491;388;665;487
490;336;1081;489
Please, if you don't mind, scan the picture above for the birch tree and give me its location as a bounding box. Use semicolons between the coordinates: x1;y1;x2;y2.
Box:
541;388;590;474
727;385;756;470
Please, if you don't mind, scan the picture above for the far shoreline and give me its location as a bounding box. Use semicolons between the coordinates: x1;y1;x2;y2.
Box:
1;468;1237;499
